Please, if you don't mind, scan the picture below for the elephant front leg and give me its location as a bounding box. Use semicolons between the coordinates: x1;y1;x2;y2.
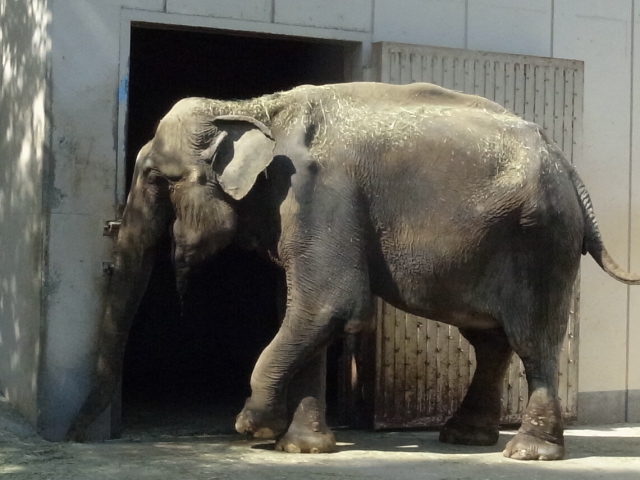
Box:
233;309;315;440
236;267;371;447
275;349;336;453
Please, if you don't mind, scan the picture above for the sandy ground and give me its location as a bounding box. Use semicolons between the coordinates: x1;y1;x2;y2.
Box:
2;398;640;480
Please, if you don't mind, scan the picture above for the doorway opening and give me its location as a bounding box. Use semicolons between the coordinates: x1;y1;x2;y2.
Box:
121;25;353;435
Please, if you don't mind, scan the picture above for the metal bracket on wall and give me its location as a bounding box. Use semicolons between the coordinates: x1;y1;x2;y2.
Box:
101;262;115;276
103;220;121;237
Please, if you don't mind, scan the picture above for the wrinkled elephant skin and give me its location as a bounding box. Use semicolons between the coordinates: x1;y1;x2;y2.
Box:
68;82;640;460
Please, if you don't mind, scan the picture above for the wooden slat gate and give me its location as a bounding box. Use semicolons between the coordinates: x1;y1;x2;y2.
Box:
339;42;584;430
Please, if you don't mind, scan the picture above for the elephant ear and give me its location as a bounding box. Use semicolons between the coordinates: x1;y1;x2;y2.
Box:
206;115;275;201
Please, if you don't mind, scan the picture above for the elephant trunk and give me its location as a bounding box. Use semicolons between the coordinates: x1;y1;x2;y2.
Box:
67;246;158;441
67;152;171;441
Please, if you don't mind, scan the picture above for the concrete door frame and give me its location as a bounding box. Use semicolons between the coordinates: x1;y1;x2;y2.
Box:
91;7;369;440
115;7;370;205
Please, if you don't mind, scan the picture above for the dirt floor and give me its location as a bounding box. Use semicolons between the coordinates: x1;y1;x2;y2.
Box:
2;398;640;480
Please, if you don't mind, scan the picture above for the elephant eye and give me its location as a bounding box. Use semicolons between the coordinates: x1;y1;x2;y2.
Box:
165;174;183;183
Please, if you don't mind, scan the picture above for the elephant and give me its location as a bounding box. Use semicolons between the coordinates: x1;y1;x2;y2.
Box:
67;81;640;460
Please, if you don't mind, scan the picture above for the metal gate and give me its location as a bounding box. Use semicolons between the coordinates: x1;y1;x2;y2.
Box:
364;42;584;429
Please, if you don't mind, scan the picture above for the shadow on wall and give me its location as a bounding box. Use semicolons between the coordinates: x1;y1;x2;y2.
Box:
0;0;51;422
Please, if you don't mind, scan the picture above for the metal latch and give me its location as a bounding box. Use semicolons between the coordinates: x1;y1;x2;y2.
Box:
102;262;115;276
103;220;121;237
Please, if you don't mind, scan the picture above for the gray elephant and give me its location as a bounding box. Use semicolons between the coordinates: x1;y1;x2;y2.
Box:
68;82;640;460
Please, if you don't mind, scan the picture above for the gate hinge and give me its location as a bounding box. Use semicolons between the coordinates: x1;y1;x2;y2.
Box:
103;220;121;237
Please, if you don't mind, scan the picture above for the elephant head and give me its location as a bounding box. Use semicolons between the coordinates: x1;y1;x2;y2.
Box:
149;103;277;303
67;99;277;441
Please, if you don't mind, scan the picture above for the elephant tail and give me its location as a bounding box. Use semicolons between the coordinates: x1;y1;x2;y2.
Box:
570;168;640;285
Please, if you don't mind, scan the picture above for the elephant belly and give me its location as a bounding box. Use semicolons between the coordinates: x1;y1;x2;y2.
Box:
369;238;505;330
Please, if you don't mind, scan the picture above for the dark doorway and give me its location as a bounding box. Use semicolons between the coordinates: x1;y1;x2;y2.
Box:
121;25;350;435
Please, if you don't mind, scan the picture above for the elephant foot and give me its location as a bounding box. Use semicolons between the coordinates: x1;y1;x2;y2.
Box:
439;415;499;446
275;422;336;454
503;432;565;461
235;401;288;439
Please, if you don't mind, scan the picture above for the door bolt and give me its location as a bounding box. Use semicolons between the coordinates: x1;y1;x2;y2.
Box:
102;262;115;276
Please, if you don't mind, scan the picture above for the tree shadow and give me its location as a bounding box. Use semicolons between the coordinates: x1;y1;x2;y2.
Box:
0;0;51;423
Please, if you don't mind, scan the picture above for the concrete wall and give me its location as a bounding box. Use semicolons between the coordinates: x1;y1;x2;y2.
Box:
0;0;50;423
37;0;640;438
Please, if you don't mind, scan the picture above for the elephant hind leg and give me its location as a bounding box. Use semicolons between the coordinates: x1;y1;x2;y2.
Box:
500;284;572;461
440;327;512;446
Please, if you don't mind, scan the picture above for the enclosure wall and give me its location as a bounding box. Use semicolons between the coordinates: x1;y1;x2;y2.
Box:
0;0;50;423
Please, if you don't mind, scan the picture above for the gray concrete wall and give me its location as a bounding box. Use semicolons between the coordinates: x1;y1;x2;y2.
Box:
0;0;50;422
36;0;640;439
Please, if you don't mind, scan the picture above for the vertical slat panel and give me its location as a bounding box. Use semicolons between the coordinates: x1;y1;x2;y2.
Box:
374;298;384;426
371;43;583;430
426;314;439;419
474;59;485;98
563;69;575;164
514;62;526;117
415;316;428;418
383;301;397;423
389;51;400;85
400;51;411;85
484;60;495;101
435;322;448;422
566;278;580;419
502;362;514;419
422;53;433;84
566;66;583;420
504;62;515;112
395;309;402;423
455;330;469;416
432;55;444;86
494;62;506;107
554;69;566;149
534;66;545;127
442;56;455;90
410;53;423;84
453;57;464;93
463;58;476;95
395;309;405;420
558;328;569;413
572;67;584;166
524;64;535;122
544;66;555;134
446;329;460;419
404;314;418;420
